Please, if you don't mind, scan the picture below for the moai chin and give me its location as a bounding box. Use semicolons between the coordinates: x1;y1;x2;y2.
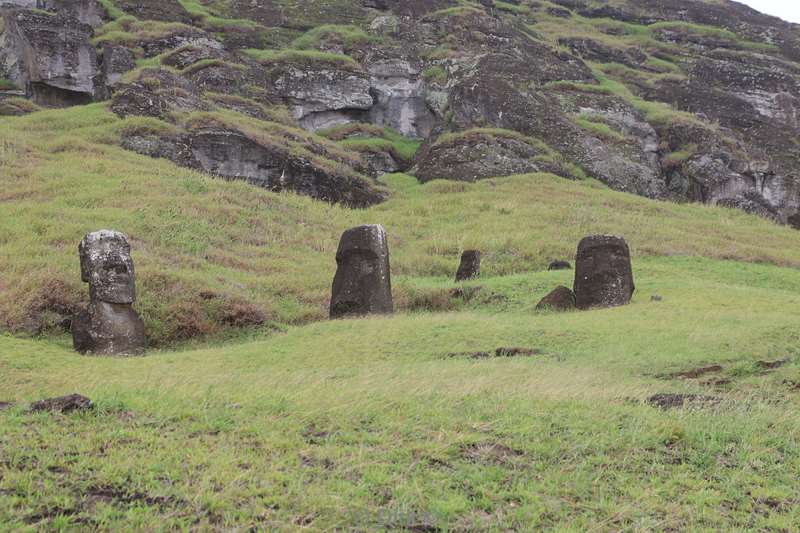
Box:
573;235;635;310
72;230;146;355
455;250;481;282
330;224;393;319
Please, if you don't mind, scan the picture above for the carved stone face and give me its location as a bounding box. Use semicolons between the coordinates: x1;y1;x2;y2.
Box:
79;230;135;304
330;224;393;318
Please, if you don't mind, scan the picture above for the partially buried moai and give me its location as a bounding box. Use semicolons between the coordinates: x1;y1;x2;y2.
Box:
455;250;481;282
330;224;393;319
573;235;635;309
71;230;146;355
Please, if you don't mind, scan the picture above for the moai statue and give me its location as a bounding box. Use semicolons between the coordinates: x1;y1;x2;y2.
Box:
455;250;481;282
330;224;393;319
535;286;576;312
71;230;146;355
573;235;635;309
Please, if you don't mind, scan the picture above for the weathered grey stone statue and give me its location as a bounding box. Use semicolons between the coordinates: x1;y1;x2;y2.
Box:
573;235;635;309
455;250;481;281
330;224;393;318
71;230;146;355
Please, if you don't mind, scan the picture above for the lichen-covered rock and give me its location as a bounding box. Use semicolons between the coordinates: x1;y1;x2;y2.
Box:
573;235;635;309
558;37;647;69
272;64;374;130
79;230;136;304
455;250;481;282
180;129;386;208
0;8;101;105
114;0;193;24
101;44;136;90
72;301;146;355
367;59;436;139
330;224;393;318
536;286;576;311
3;0;104;27
110;69;209;118
415;131;551;183
72;230;146;355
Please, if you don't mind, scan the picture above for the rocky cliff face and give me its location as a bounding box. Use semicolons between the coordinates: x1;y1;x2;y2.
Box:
2;0;800;222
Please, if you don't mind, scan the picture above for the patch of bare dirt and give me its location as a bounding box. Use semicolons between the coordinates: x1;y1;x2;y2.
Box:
647;393;721;410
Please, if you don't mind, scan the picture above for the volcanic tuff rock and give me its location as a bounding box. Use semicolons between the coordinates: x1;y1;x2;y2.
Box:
0;7;101;105
3;0;800;220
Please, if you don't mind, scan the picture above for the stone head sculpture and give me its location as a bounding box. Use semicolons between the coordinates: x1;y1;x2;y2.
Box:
73;230;145;355
573;235;635;309
455;250;481;282
79;230;135;304
330;224;393;318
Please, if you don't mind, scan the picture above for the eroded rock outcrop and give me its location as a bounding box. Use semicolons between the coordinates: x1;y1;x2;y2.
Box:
330;224;393;318
0;7;101;105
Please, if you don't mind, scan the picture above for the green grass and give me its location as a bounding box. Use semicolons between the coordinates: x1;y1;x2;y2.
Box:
242;48;360;69
177;0;262;32
574;114;628;142
2;255;800;529
290;24;373;50
320;123;422;162
2;104;800;347
422;65;448;85
2;68;800;528
0;78;18;91
663;144;699;170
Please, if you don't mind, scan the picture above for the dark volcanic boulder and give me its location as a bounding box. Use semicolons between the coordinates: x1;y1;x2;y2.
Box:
29;393;93;413
330;224;393;318
548;260;571;271
573;235;635;309
455;250;481;282
536;286;576;311
0;8;101;105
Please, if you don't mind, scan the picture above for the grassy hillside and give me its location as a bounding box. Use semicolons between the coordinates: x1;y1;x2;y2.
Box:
2;256;800;529
2;102;800;529
2;104;800;346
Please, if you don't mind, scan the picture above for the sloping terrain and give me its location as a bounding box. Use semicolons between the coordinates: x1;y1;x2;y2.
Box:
2;104;800;344
2;258;800;529
2;0;800;223
2;0;800;530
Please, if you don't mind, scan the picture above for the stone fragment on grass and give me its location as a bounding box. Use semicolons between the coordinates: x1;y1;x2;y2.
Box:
29;394;93;413
547;260;571;271
536;286;576;311
573;235;635;309
330;224;393;318
455;250;481;281
646;393;720;410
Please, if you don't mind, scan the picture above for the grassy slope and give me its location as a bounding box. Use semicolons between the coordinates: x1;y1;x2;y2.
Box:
2;258;800;529
2;103;800;529
2;105;800;344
